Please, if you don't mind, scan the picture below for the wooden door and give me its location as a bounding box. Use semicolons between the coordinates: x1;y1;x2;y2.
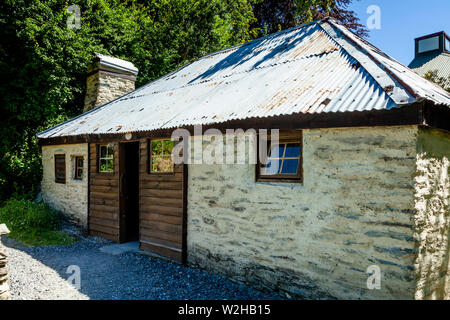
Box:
138;138;187;263
88;143;120;241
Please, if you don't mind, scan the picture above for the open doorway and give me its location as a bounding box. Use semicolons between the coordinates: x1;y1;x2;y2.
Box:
119;142;140;243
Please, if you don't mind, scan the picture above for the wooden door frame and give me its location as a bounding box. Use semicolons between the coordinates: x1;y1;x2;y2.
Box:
181;163;188;264
88;142;120;241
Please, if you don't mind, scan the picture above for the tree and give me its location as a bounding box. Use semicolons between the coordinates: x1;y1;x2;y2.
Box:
0;0;256;200
424;70;450;93
0;0;368;201
252;0;368;37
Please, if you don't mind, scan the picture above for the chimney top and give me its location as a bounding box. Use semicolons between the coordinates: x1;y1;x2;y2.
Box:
94;52;138;76
91;52;139;76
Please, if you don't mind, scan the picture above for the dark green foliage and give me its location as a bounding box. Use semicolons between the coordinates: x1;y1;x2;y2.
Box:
0;0;256;200
0;198;75;246
252;0;368;37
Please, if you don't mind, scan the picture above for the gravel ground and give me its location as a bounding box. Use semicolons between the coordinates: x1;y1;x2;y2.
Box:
2;229;283;300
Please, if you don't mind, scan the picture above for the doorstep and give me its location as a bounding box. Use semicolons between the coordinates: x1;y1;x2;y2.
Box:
99;241;139;255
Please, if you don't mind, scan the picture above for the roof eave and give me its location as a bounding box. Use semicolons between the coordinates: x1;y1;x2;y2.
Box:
37;102;432;146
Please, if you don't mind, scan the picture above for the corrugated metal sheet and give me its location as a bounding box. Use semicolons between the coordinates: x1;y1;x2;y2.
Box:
94;52;138;75
38;19;450;139
409;52;450;88
327;20;450;105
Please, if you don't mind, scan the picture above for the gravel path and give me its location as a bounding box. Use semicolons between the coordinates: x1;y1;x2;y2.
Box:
3;233;283;300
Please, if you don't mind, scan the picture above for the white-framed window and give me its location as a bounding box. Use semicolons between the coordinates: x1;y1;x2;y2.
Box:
99;144;114;173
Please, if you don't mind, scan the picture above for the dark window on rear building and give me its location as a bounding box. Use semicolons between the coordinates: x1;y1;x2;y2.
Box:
74;156;84;180
54;154;66;184
257;130;302;183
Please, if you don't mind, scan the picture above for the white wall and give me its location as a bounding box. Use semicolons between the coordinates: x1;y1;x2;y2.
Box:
41;144;88;227
187;126;419;299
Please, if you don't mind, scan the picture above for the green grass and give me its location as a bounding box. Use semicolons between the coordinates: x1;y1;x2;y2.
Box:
0;199;76;246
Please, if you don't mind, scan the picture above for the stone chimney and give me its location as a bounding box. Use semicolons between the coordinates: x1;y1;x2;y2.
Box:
84;52;138;112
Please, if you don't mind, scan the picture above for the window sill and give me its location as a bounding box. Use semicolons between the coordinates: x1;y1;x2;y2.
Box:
256;178;303;184
148;171;175;175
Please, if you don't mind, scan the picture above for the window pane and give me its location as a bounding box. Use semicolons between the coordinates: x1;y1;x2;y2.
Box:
151;140;163;156
77;169;83;178
261;158;281;175
281;159;299;174
418;36;439;53
100;159;107;172
107;159;114;172
100;146;106;157
284;143;300;157
162;140;174;155
99;159;113;172
77;158;83;167
152;139;174;156
268;144;284;158
152;155;173;172
107;145;114;157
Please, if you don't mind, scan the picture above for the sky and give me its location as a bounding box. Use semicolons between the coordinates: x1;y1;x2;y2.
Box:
348;0;450;65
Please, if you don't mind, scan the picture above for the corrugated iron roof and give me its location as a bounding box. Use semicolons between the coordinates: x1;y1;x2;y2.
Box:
409;52;450;88
38;18;450;139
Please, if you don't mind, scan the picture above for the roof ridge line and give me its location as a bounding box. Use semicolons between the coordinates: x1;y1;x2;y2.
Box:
193;17;331;62
196;19;326;61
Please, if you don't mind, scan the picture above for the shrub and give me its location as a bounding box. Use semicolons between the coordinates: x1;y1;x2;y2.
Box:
0;199;75;246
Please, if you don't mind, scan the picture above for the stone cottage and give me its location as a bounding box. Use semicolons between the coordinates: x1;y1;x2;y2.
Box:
37;18;450;300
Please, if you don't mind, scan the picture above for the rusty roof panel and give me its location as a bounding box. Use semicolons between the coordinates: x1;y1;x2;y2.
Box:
38;19;450;139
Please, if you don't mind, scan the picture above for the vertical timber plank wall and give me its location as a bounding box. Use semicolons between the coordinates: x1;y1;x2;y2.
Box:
89;142;120;241
139;139;186;263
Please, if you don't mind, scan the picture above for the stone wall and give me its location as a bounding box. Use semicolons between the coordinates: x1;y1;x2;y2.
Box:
186;126;420;299
84;72;135;112
41;144;88;227
414;127;450;300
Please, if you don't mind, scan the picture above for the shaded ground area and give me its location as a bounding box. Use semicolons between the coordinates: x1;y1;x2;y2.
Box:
3;232;283;300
